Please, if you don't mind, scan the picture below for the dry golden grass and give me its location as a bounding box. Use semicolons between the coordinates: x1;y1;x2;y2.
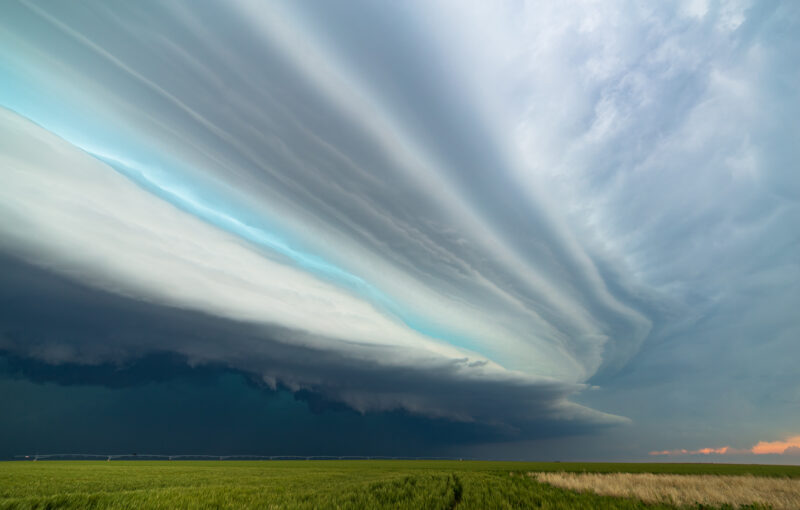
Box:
530;471;800;509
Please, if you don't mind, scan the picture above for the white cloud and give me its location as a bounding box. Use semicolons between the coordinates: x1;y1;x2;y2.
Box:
0;108;465;361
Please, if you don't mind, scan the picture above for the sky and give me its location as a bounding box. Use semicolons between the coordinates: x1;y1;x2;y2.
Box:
0;0;798;462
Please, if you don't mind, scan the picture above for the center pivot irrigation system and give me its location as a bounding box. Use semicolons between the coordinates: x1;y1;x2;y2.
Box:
14;454;473;461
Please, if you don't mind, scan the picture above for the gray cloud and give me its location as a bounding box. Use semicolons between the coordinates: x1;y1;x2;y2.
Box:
0;0;798;458
0;0;651;380
432;0;800;453
0;253;622;436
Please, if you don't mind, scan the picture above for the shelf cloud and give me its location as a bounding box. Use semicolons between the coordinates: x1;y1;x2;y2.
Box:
1;0;798;457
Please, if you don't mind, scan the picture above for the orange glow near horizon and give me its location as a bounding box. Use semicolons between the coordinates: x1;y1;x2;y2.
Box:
650;435;800;456
649;446;730;456
751;435;800;455
695;447;730;454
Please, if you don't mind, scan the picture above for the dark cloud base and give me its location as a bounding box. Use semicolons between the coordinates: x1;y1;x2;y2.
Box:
0;352;599;460
0;254;611;459
0;354;464;459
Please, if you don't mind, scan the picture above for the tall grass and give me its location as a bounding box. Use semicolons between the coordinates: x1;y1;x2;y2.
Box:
533;471;800;509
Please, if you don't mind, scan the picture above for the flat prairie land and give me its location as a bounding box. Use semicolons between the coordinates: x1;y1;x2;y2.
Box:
1;460;799;509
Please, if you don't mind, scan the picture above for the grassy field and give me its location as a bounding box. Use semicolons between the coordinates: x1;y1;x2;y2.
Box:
1;460;799;509
533;471;800;509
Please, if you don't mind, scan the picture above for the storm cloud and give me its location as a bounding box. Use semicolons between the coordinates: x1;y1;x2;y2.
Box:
1;0;798;459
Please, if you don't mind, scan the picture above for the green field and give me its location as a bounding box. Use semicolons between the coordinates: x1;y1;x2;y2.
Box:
1;460;799;509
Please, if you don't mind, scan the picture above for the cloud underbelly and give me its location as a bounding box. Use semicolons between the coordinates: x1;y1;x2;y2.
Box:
0;107;630;429
0;0;662;432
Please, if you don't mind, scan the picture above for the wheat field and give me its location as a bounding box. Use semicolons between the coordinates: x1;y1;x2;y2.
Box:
531;471;800;509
